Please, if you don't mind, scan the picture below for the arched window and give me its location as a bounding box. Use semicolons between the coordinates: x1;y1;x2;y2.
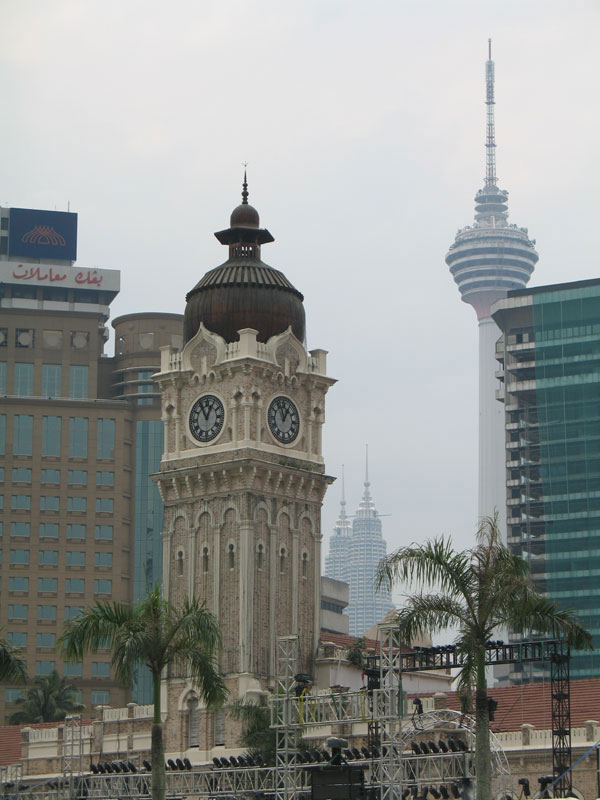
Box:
177;550;184;577
302;551;309;579
280;547;286;574
228;543;235;570
257;543;264;570
202;546;209;573
188;697;199;748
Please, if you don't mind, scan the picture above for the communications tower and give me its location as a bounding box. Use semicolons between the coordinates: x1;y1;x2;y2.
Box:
445;41;539;536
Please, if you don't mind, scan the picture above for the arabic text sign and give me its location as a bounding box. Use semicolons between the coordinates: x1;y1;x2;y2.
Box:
0;262;120;293
9;208;78;261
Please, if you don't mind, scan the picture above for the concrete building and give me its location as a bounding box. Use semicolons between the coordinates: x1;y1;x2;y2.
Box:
154;177;335;752
320;576;349;635
0;204;182;720
445;42;538;537
493;278;600;680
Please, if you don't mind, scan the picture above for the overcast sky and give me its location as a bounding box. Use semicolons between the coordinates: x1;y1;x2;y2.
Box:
2;1;599;584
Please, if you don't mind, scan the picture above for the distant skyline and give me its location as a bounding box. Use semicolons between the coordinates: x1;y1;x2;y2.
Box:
2;1;598;567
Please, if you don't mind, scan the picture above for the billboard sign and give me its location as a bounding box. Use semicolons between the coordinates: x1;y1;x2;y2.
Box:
8;207;78;261
0;262;120;294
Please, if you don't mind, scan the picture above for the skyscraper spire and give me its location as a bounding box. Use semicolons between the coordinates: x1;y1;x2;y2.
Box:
485;39;497;187
339;464;348;520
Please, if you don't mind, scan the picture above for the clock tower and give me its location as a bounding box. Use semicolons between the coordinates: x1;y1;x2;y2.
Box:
154;177;335;753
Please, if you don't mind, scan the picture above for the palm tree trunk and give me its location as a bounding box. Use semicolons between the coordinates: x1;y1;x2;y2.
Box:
151;672;166;800
474;648;492;800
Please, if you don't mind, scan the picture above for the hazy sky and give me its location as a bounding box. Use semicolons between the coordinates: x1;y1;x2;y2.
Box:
2;1;599;577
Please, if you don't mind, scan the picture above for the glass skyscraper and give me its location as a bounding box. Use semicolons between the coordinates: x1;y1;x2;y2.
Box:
325;458;394;636
493;278;600;679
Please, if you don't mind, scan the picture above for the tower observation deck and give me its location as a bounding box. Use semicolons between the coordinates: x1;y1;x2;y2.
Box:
445;41;539;536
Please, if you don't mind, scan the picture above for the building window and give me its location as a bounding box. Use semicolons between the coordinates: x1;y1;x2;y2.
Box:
39;523;59;538
68;470;87;485
38;577;57;593
9;577;29;593
213;709;225;746
94;579;112;594
0;362;5;394
96;471;114;486
12;468;32;483
42;330;63;349
8;605;28;620
91;690;110;705
95;497;113;513
10;521;30;537
202;546;209;573
97;419;115;459
92;662;110;678
16;329;34;348
10;550;29;565
66;524;86;540
37;632;56;647
39;550;59;566
37;605;57;621
67;497;87;512
66;551;85;566
41;469;60;484
64;606;83;620
257;543;264;570
7;632;27;647
35;661;55;676
14;363;34;397
42;416;62;457
0;414;5;454
65;578;84;593
69;365;89;399
177;550;184;577
42;365;62;398
95;525;113;540
69;417;88;458
0;467;3;482
188;698;200;747
11;494;31;510
94;552;112;567
228;543;235;570
64;662;83;676
40;496;59;511
302;552;309;579
5;689;24;702
280;547;286;573
13;415;33;455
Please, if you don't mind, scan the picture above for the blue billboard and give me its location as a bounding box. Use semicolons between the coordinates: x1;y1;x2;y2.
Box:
9;208;77;261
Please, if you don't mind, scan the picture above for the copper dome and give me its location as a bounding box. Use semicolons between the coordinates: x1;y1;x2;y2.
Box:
183;178;305;345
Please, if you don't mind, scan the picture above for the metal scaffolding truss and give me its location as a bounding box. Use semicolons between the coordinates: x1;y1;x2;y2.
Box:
62;714;84;792
378;624;403;800
273;635;302;800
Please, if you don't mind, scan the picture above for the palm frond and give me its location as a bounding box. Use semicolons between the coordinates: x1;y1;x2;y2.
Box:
395;594;471;644
0;637;26;683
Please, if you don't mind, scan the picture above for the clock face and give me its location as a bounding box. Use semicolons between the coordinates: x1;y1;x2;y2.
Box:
189;394;225;443
268;396;300;444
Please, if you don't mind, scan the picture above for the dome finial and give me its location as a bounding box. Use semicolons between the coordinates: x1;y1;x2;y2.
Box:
242;162;249;205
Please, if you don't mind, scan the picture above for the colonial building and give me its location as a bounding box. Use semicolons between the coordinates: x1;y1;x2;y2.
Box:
153;178;336;750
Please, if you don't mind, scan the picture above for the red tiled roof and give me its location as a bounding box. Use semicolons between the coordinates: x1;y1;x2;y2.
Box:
411;677;600;733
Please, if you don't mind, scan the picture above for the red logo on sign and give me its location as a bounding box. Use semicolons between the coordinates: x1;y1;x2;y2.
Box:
21;225;66;246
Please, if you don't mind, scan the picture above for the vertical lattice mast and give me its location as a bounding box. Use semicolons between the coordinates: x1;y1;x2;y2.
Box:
485;38;496;187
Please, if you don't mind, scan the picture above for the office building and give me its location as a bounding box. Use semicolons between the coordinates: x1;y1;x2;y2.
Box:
445;42;539;536
493;278;600;679
325;453;394;636
0;204;182;720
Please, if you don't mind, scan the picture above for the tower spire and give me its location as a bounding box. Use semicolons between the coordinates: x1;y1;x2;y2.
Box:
485;38;497;186
340;464;347;519
242;163;249;205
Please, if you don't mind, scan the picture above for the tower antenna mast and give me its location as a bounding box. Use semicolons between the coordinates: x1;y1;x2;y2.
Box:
485;38;497;186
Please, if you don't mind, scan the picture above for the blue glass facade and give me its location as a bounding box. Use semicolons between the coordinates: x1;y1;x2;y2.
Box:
132;419;164;703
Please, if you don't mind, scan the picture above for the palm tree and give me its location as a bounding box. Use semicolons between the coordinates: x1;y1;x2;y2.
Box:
60;585;227;800
9;670;84;724
229;699;277;765
0;634;26;683
376;515;592;800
